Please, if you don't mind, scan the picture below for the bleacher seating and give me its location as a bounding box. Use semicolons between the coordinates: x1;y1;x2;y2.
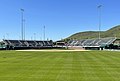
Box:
68;37;116;47
36;41;44;46
27;41;36;47
3;40;53;48
19;40;28;47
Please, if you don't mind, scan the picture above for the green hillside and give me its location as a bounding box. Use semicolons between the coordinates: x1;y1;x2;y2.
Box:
66;25;120;40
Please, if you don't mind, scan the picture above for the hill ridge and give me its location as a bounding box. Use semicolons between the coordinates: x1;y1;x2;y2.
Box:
65;25;120;40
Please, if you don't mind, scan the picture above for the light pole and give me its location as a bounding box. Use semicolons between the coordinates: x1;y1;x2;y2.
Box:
6;33;9;39
34;33;36;40
31;36;33;40
98;5;102;39
43;26;45;40
3;35;5;40
21;9;24;40
23;19;25;40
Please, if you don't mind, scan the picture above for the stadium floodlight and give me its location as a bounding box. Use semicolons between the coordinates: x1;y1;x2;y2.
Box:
98;5;102;39
20;8;24;40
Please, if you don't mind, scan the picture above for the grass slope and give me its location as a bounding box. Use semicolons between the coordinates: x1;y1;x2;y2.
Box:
0;51;120;81
66;25;120;40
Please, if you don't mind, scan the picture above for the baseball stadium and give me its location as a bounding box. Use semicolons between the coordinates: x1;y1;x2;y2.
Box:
1;0;120;81
1;27;120;81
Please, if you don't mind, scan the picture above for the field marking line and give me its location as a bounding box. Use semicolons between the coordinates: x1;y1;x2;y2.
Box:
16;49;90;52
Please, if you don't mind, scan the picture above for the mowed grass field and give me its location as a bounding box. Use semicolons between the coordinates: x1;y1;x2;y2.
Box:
0;51;120;81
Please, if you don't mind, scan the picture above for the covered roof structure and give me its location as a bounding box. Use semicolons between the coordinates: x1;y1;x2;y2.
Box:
68;37;119;48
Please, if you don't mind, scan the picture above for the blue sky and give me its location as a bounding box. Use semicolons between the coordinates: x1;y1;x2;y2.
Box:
0;0;120;41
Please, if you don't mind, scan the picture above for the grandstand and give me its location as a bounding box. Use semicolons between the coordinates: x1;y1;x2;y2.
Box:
1;37;120;50
0;40;53;50
67;37;120;50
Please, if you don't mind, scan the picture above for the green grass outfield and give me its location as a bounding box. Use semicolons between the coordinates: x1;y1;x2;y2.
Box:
0;51;120;81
